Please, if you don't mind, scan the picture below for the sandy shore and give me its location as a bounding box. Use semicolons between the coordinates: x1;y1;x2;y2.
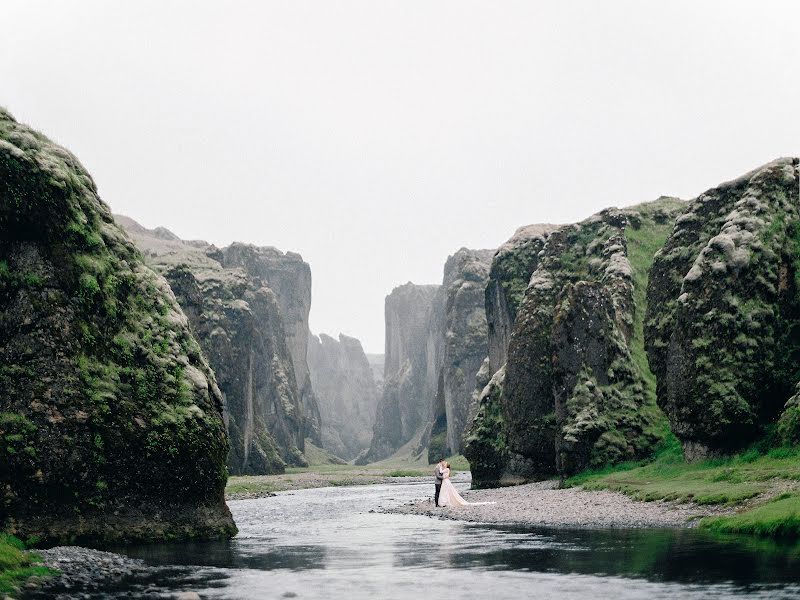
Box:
387;480;735;528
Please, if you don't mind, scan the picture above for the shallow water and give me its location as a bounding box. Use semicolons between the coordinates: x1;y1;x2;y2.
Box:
46;480;800;598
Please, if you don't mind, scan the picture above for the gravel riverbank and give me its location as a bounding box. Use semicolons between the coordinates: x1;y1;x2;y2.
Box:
386;480;735;528
20;546;206;600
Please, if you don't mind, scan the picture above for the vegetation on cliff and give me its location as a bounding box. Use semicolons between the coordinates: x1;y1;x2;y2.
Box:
0;108;235;543
646;158;800;459
467;200;683;486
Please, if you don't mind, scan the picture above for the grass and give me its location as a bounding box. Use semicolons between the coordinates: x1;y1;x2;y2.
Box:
0;534;53;594
566;435;800;537
701;493;800;538
227;454;471;496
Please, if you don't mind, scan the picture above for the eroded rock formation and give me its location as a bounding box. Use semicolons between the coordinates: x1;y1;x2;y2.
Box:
0;109;236;543
466;199;684;486
646;158;800;459
360;283;441;462
119;218;309;473
427;249;494;458
308;332;379;460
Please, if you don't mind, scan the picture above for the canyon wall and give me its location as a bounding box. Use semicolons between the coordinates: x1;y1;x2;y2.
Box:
119;218;310;473
0;109;236;543
360;283;441;462
646;158;800;459
308;333;379;460
466;199;684;486
427;249;494;459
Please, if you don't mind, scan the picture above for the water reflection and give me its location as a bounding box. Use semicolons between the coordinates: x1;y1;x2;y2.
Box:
32;481;800;599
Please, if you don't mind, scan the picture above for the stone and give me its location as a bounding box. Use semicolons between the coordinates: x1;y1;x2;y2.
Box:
308;332;379;460
467;198;684;486
646;157;800;458
0;108;236;543
118;217;310;473
359;283;441;463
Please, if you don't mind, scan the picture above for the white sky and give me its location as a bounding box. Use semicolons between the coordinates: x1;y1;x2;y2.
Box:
2;1;799;353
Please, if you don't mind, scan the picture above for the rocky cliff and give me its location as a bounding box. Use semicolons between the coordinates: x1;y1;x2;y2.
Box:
308;333;379;460
360;283;441;462
427;249;494;459
217;244;322;446
485;225;555;375
466;199;684;486
646;158;800;459
119;219;308;473
0;109;236;543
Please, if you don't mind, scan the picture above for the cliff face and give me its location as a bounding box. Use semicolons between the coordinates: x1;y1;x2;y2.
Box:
0;109;236;543
466;199;684;486
217;244;322;445
308;333;379;460
119;219;308;473
361;283;441;462
485;225;555;375
428;249;494;458
646;158;800;459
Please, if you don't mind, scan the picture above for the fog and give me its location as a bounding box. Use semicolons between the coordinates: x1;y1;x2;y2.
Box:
2;1;798;352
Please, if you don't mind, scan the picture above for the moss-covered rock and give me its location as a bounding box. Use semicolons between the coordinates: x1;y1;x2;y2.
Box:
118;218;309;474
0;109;236;543
467;200;682;486
646;158;800;459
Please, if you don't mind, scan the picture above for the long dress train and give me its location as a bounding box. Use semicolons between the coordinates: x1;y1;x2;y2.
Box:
438;469;495;507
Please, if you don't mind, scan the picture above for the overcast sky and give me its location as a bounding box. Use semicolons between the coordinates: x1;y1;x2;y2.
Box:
2;1;799;352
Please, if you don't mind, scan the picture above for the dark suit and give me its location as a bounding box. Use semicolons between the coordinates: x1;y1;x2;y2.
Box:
434;464;445;506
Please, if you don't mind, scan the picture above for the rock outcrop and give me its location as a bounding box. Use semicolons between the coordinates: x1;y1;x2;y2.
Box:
646;158;800;459
466;199;684;486
308;332;379;460
360;283;441;462
0;109;236;543
485;225;555;375
119;219;309;473
427;249;494;458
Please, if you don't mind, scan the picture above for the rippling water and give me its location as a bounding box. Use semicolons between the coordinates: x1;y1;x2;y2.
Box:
60;480;800;598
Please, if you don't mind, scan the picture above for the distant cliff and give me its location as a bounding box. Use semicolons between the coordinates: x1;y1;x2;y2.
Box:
118;218;311;473
427;249;494;460
466;199;684;486
0;109;236;543
646;158;800;459
360;283;441;463
308;333;379;460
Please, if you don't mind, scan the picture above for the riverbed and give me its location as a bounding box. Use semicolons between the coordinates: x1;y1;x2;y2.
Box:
26;479;800;599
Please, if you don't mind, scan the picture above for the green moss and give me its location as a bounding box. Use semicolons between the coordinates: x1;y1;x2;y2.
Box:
567;440;800;530
701;493;800;538
0;534;54;594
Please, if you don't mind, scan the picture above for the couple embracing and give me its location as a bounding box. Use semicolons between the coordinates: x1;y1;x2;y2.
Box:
433;459;493;507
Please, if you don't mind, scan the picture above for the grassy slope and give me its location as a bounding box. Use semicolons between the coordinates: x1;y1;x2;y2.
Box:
0;534;52;595
567;440;800;537
226;453;470;496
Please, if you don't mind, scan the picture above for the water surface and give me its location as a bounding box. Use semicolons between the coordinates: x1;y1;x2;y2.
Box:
53;481;800;598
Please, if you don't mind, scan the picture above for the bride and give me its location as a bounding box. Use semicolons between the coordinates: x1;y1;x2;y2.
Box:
437;462;495;507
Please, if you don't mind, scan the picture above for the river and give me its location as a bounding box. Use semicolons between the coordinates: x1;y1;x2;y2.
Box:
34;479;800;599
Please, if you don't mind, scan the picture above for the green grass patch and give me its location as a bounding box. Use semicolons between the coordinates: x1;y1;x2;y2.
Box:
224;479;280;496
384;469;426;477
0;534;54;594
701;493;800;538
567;440;800;506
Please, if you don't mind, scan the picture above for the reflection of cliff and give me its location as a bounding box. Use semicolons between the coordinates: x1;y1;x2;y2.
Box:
308;333;379;460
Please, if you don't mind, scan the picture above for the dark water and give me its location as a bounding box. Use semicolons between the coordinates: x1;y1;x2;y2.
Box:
53;481;800;598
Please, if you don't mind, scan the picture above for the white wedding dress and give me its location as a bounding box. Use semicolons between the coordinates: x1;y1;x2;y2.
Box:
438;468;495;507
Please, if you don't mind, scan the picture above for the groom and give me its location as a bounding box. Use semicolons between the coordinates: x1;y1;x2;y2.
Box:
433;458;446;507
